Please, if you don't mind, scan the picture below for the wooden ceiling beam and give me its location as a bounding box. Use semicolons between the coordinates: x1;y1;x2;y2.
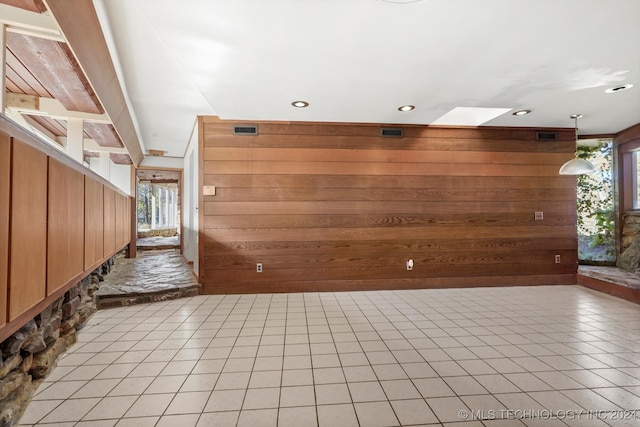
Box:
6;93;111;123
44;0;144;166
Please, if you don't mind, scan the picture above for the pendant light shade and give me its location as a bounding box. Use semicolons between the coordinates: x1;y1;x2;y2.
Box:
559;157;597;175
559;114;596;175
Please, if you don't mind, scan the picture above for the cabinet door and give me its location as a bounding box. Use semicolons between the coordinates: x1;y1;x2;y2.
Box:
84;178;104;270
103;187;116;255
9;141;47;320
47;159;85;295
0;132;10;328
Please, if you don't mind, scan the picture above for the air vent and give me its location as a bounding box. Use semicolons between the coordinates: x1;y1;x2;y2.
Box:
380;128;404;138
233;125;258;135
536;131;558;141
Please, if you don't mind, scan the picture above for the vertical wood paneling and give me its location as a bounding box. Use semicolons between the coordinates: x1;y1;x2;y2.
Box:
0;133;10;327
126;196;132;249
0;115;133;342
114;193;128;249
47;159;85;295
103;187;116;255
84;178;104;269
9;141;47;320
200;117;578;294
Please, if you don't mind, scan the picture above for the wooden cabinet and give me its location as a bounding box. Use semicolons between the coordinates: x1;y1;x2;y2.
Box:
9;140;48;320
47;159;85;295
84;178;104;270
103;186;116;256
0;133;10;328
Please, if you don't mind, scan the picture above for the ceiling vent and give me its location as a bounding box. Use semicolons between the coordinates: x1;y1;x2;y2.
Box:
233;125;258;135
380;128;404;138
536;131;558;141
148;150;165;156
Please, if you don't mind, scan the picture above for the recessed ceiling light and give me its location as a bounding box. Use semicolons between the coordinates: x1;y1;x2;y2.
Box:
291;101;309;108
398;105;415;112
512;109;531;116
605;84;633;93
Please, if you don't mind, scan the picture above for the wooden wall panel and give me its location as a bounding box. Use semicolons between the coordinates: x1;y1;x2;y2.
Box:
103;187;116;256
114;193;129;249
9;141;47;320
0;133;10;328
84;178;104;270
47;159;85;295
200;117;578;294
0;115;132;342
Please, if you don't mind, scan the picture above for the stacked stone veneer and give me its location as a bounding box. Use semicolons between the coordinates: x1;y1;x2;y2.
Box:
0;257;115;427
617;212;640;272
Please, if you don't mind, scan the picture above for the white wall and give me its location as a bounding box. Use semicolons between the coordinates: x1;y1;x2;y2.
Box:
110;163;132;196
88;157;132;196
182;121;199;275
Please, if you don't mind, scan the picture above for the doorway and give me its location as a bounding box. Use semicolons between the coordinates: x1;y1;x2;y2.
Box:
136;169;182;252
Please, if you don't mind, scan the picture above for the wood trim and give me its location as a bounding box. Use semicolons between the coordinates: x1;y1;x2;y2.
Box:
614;122;640;146
128;165;137;258
613;144;623;256
198;116;204;284
180;169;184;255
0;133;10;328
44;0;144;165
617;140;640;154
204;275;577;295
578;274;640;304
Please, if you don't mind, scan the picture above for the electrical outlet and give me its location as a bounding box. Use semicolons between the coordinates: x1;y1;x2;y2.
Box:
256;263;263;273
535;211;544;220
406;259;413;271
554;255;561;264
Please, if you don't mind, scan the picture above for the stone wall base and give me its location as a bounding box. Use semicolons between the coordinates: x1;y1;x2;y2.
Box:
0;258;114;427
618;212;640;273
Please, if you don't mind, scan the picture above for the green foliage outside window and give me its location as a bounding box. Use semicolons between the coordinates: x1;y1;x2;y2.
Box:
576;141;615;263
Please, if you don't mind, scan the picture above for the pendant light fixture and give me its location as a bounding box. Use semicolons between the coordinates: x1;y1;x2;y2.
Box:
559;114;596;175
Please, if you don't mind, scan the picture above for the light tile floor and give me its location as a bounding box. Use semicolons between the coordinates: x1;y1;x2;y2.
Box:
18;285;640;427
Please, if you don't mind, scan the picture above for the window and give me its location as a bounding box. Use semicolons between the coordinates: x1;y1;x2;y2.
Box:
577;140;615;264
137;183;179;231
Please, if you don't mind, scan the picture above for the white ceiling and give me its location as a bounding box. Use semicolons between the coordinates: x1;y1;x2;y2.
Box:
93;0;640;158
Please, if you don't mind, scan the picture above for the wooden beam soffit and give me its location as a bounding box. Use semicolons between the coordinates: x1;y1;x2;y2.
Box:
44;0;144;166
